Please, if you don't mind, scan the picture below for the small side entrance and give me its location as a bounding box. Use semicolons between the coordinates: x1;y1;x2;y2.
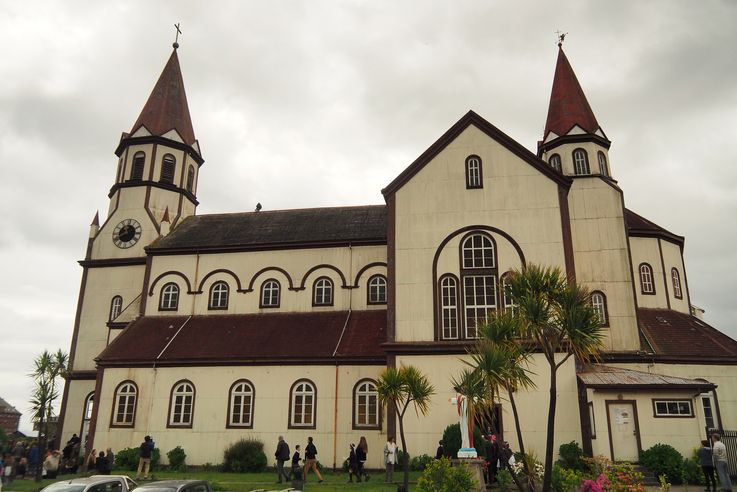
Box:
606;400;641;461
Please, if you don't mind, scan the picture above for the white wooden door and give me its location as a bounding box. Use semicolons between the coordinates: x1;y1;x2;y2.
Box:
608;402;639;461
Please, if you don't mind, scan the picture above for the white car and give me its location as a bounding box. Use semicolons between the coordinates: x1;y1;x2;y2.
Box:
40;475;138;492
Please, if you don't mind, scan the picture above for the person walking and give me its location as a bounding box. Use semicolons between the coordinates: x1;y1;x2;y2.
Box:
486;434;499;484
135;436;154;480
712;434;732;492
303;436;323;483
95;451;111;475
357;436;369;481
106;448;115;472
384;436;397;483
347;443;359;483
290;445;302;482
699;439;717;491
274;436;290;484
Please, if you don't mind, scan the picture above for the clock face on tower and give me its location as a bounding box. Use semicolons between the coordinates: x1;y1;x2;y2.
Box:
112;218;142;249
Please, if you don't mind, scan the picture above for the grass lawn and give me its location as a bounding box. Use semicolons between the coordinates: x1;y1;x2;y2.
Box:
4;469;422;492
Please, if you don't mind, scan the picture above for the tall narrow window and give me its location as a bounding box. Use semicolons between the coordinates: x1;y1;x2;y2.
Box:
209;281;229;310
573;149;590;175
465;155;483;189
160;154;176;184
639;263;655;294
591;291;608;326
109;295;123;321
440;275;459;339
111;381;137;427
186;165;195;193
290;380;316;429
367;275;387;304
81;392;94;446
701;393;718;430
353;380;380;429
131;152;145;181
228;380;254;428
671;268;682;299
464;275;497;338
260;279;280;308
159;282;180;311
549;154;562;172
169;380;195;427
313;277;334;306
501;273;517;315
597;151;609;177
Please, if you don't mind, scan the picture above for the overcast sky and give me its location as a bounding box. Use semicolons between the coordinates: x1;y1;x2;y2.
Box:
1;1;735;435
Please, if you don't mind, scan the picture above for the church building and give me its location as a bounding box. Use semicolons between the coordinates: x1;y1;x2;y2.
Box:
57;41;737;468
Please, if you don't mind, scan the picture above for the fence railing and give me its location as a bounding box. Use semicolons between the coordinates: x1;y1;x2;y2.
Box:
707;428;737;478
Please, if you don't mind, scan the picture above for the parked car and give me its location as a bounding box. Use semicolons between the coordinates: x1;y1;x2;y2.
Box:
135;480;212;492
41;475;138;492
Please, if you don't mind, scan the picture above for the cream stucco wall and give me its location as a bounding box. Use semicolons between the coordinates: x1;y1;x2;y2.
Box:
60;379;97;448
660;241;689;314
630;237;671;309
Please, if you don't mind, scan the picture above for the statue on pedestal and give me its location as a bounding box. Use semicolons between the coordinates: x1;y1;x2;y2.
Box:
451;394;477;458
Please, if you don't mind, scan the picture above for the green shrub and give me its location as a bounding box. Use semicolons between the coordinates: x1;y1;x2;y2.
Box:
557;441;587;472
441;423;485;459
552;462;584;492
682;456;704;485
166;446;187;471
641;443;684;484
114;447;161;471
417;456;477;492
496;469;513;489
411;454;434;471
222;438;267;473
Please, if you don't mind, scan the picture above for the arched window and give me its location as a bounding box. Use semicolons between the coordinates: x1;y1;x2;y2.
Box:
228;380;255;428
597;151;609;177
168;380;195;427
289;379;316;429
549;154;562;172
591;291;608;326
439;275;459;339
80;392;94;446
465;155;483;189
501;273;517;315
159;282;180;311
313;277;334;306
639;263;655;294
111;381;137;427
462;233;495;269
260;279;280;308
209;281;229;310
109;295;123;321
131;152;145;181
671;268;683;299
353;379;380;429
367;275;387;304
460;232;498;338
160;154;176;184
573;149;590;175
186;165;195;193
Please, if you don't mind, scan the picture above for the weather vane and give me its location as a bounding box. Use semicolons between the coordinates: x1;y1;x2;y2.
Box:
555;30;568;47
173;23;182;49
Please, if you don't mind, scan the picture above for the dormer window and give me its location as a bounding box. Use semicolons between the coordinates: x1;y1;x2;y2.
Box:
465;155;483;189
160;154;176;184
573;149;590;175
549;154;562;172
131;152;145;181
597;151;609;177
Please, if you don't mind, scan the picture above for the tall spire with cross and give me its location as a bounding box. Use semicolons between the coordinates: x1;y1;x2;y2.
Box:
173;22;182;49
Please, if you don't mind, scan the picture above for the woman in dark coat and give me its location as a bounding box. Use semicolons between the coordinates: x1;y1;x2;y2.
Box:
356;436;369;481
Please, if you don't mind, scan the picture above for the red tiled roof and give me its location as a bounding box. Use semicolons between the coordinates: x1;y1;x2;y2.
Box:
130;49;196;146
638;308;737;360
543;47;600;139
97;310;387;366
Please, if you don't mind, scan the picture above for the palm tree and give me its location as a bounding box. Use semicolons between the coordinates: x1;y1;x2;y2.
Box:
376;365;435;492
507;265;604;492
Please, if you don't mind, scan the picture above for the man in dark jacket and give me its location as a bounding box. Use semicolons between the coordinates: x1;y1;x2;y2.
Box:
135;436;154;480
274;436;290;484
303;436;323;483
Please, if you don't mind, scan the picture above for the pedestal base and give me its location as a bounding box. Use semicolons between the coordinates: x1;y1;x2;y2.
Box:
452;458;486;492
458;447;478;458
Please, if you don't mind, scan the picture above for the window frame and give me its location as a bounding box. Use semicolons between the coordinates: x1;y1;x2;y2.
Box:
227;379;255;429
352;379;381;430
130;152;145;181
597;151;609;177
260;279;281;308
367;274;387;305
588;401;597;439
465;154;483;189
459;232;498;339
208;281;229;310
549;154;562;172
501;272;517;316
160;153;176;184
167;380;195;428
312;276;334;307
590;291;609;327
439;274;460;340
159;282;180;311
652;399;694;418
109;295;123;321
110;381;137;428
288;379;317;429
573;148;590;175
671;268;683;299
639;263;656;295
186;165;195;193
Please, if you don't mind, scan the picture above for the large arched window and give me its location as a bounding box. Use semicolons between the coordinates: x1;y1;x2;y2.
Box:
111;381;137;427
109;295;123;321
573;149;590;175
591;291;608;326
671;268;683;299
367;275;387;304
260;279;280;308
549;154;562;172
209;281;229;310
597;151;609;177
353;379;380;429
313;277;334;306
160;154;176;184
186;165;195;193
159;282;180;311
465;155;483;189
131;152;145;181
439;275;459;339
462;233;495;269
639;263;655;294
289;379;316;429
168;380;195;427
228;380;255;428
460;233;498;338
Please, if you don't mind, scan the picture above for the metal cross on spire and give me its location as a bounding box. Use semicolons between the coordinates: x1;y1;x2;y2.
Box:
555;30;568;48
173;23;182;49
